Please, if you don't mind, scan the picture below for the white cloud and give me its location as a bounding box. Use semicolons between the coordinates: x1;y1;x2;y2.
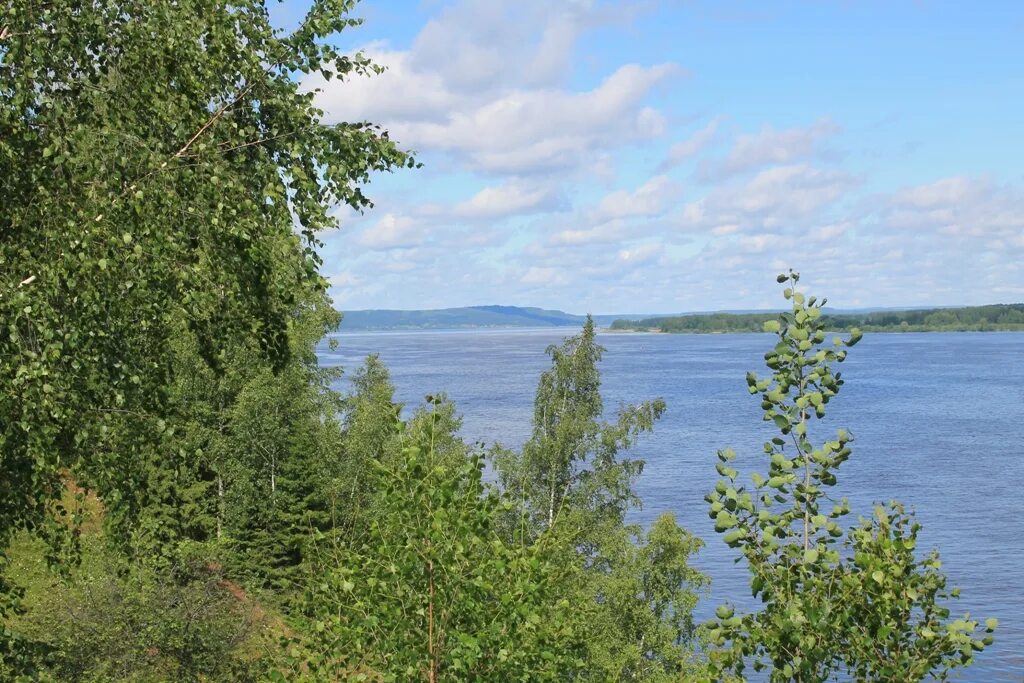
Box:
617;243;663;265
328;272;363;287
407;1;594;91
382;63;681;174
304;0;683;177
312;60;680;174
594;174;680;221
699;117;840;179
521;266;570;286
312;2;1022;313
887;176;986;209
734;233;791;254
451;181;564;220
813;221;852;241
549;221;628;246
679;164;857;233
659;117;722;170
356;213;422;249
875;176;1024;245
731;164;851;216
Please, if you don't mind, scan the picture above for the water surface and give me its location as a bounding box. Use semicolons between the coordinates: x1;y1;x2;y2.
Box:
319;329;1024;681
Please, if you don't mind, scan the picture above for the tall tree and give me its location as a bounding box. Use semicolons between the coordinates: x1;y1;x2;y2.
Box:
494;317;665;535
705;271;995;682
219;298;345;588
327;354;403;534
493;318;710;680
0;0;409;657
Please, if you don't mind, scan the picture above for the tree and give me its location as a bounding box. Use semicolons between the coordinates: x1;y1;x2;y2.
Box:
77;294;345;594
327;354;403;534
283;399;584;682
494;317;665;535
572;512;709;681
1;0;409;660
705;271;995;682
219;300;345;588
493;318;709;680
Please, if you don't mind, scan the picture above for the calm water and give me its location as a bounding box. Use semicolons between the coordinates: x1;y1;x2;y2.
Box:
318;329;1024;681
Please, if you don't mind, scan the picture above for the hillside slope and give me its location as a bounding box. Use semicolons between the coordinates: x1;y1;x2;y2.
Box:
337;305;590;330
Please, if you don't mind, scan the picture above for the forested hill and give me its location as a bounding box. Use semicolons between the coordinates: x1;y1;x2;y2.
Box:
338;305;630;330
611;303;1024;333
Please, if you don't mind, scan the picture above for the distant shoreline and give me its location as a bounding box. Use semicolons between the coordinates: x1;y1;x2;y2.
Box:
604;326;1024;334
610;303;1024;335
334;303;1024;334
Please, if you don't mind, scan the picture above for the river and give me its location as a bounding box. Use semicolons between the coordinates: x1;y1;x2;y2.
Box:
319;328;1024;680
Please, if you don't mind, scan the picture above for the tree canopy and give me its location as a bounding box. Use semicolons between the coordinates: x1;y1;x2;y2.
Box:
1;0;409;666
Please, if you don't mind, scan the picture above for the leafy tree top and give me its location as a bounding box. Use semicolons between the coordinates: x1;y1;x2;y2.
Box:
705;272;995;682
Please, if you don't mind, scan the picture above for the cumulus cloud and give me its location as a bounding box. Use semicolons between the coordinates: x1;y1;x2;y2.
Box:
305;0;683;176
549;222;629;246
874;176;1024;247
378;63;679;174
312;60;679;174
407;1;593;92
327;272;363;288
679;164;858;233
617;242;663;266
313;1;1022;313
521;266;570;286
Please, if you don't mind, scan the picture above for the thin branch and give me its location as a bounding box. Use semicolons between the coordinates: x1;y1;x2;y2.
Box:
171;82;254;160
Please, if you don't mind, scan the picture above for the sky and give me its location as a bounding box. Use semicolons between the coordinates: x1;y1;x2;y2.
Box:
278;0;1023;314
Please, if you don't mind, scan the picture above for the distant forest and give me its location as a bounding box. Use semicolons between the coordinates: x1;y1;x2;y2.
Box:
611;303;1024;333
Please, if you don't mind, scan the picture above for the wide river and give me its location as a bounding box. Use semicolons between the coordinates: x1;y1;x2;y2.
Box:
319;328;1023;680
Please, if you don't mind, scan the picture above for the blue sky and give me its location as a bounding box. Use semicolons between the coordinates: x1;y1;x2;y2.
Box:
283;0;1023;313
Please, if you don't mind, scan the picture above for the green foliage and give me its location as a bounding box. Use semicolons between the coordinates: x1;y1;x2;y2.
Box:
219;304;345;587
567;513;710;681
705;271;994;682
7;532;274;682
0;0;409;663
283;400;584;681
326;354;403;532
839;502;996;680
495;317;665;535
81;296;345;593
493;317;710;680
611;303;1024;333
